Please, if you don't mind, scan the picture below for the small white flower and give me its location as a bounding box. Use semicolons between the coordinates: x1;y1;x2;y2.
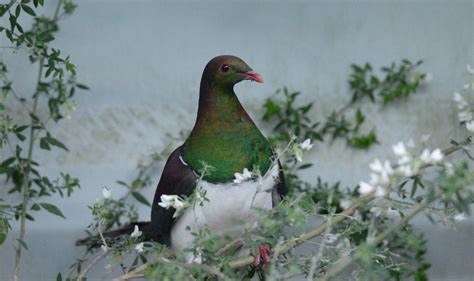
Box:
158;194;184;209
378;172;390;185
420;149;431;163
101;245;108;253
467;64;474;75
466;121;474;132
430;148;444;163
368;159;393;186
406;139;415;148
454;213;466;222
130;225;142;238
135;242;144;253
463;83;471;90
242;168;252;178
158;194;189;218
398;165;413;177
369;159;384;173
158;194;176;208
454;92;468;109
458;111;472;123
369;173;380;185
392;142;407;156
299;138;314;151
383;160;394;175
59;100;76;119
173;199;185;209
233;168;253;184
102;187;111;199
359;181;374;194
397;155;411;166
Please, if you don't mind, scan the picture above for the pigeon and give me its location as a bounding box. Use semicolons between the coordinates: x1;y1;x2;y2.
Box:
77;55;286;266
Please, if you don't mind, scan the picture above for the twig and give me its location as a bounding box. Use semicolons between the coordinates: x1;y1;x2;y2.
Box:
307;210;334;281
267;236;285;281
66;250;88;279
76;250;107;281
215;238;245;256
114;252;231;281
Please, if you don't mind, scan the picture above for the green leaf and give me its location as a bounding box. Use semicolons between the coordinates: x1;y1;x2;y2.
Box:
15;125;29;132
37;31;54;43
1;157;15;167
21;4;36;16
355;108;365;124
0;103;5;111
0;218;10;245
15;132;26;142
56;273;62;281
40;137;51;150
132;192;151;206
15;5;21;17
297;163;313;170
30;203;40;211
76;83;89;90
46;135;69;151
116;180;130;188
39;203;65;219
411;177;419;198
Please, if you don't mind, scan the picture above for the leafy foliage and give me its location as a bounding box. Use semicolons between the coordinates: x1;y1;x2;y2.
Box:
262;60;427;152
0;1;86;279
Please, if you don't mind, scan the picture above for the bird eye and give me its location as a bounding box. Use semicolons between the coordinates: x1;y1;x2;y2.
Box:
221;64;230;73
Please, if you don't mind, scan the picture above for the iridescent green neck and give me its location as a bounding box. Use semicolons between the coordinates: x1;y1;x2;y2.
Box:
182;84;273;183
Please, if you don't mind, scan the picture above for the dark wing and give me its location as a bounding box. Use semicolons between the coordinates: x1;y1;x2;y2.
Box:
150;146;197;246
272;160;287;206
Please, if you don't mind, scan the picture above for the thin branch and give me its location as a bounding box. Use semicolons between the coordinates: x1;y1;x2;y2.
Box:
66;250;88;279
12;1;65;280
76;250;107;281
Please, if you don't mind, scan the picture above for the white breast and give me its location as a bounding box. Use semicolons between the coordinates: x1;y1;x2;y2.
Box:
170;163;280;250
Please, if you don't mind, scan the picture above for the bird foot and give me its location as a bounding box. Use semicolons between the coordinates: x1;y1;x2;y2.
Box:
253;244;272;268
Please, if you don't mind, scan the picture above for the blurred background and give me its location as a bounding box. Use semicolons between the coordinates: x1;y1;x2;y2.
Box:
0;0;473;280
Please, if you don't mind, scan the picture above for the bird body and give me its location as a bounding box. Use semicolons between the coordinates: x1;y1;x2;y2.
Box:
171;162;280;251
149;55;286;249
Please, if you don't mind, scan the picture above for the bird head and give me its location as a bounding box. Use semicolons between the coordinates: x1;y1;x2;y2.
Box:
202;55;264;88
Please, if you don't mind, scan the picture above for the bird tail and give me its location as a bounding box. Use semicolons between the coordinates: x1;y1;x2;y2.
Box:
75;221;154;248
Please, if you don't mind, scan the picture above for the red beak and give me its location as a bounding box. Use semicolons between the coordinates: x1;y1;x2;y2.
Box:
243;71;264;83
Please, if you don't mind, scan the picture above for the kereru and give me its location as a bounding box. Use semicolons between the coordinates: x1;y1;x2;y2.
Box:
78;55;286;265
